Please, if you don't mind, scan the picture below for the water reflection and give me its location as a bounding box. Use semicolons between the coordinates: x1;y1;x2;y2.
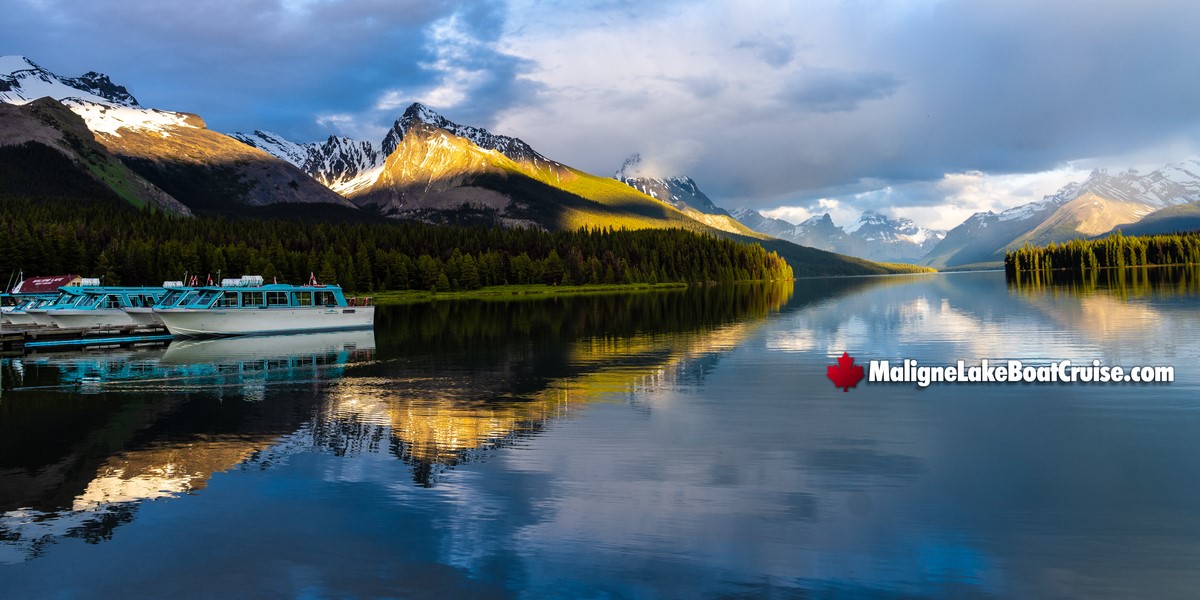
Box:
0;330;376;563
1007;264;1200;299
0;283;798;561
286;282;798;486
4;273;1195;597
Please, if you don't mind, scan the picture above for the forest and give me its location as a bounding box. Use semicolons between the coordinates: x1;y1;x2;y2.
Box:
1005;231;1200;276
0;196;794;292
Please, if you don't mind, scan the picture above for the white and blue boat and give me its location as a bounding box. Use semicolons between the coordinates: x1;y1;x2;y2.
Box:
153;276;374;337
1;293;60;325
22;286;94;327
43;286;169;329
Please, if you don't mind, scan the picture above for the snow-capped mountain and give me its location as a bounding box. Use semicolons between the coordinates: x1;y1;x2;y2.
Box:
236;102;727;231
610;154;757;235
613;154;729;216
0;55;350;211
0;55;195;136
382;103;561;171
732;208;944;263
233;131;385;196
923;160;1200;268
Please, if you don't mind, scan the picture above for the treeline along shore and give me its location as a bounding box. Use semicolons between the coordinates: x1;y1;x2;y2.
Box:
1005;231;1200;277
0;196;793;293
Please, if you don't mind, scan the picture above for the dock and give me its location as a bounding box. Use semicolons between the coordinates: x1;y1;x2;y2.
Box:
0;324;173;354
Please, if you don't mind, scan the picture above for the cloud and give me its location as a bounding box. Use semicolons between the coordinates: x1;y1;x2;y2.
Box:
781;69;900;113
735;36;797;68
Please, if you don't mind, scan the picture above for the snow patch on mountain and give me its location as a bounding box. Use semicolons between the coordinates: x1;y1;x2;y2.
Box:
230;130;311;167
231;131;386;196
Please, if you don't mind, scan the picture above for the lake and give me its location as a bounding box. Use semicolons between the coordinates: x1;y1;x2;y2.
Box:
2;270;1199;599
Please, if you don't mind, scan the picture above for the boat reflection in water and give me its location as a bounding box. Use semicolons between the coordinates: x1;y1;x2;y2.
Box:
0;329;376;563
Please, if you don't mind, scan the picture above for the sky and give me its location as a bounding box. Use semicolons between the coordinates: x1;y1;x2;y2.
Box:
6;0;1200;230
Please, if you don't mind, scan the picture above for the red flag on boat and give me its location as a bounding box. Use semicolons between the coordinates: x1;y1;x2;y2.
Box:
206;274;213;286
309;272;317;286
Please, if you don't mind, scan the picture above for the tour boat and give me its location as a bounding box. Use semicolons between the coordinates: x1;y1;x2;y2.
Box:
46;286;169;329
1;294;59;325
153;276;374;337
23;287;94;326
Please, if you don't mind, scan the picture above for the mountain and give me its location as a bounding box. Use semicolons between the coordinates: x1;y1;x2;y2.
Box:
786;213;849;250
614;154;728;215
730;207;797;238
236;104;931;275
0;97;191;214
611;154;761;235
923;161;1200;268
1107;200;1200;237
731;207;943;263
238;102;740;233
0;55;351;213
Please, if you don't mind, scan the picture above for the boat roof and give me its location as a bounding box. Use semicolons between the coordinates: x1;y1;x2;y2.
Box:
193;283;344;292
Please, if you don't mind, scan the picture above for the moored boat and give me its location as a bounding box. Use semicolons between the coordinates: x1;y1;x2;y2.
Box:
47;286;168;329
24;287;93;327
154;276;374;337
2;294;58;325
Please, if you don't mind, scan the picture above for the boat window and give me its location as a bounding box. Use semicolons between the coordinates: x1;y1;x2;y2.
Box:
158;291;181;307
314;291;336;306
267;291;289;306
218;291;240;307
295;292;313;306
177;291;198;306
244;291;265;306
192;291;219;307
102;295;122;309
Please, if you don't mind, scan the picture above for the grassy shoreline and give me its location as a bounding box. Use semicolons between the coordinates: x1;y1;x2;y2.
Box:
368;282;692;305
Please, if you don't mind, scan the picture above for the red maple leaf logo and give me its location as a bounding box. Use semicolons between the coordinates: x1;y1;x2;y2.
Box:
827;352;864;392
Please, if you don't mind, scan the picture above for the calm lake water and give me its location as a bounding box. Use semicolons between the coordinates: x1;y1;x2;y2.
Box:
2;269;1199;599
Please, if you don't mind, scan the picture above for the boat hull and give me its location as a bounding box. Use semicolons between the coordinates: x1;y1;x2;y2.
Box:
154;306;375;337
23;309;58;327
123;307;163;326
48;309;137;329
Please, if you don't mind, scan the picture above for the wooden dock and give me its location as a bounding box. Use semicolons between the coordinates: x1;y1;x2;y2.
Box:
0;323;173;354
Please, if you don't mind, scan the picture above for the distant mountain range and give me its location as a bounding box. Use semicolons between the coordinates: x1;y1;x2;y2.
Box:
730;208;944;263
728;161;1200;267
921;161;1200;267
